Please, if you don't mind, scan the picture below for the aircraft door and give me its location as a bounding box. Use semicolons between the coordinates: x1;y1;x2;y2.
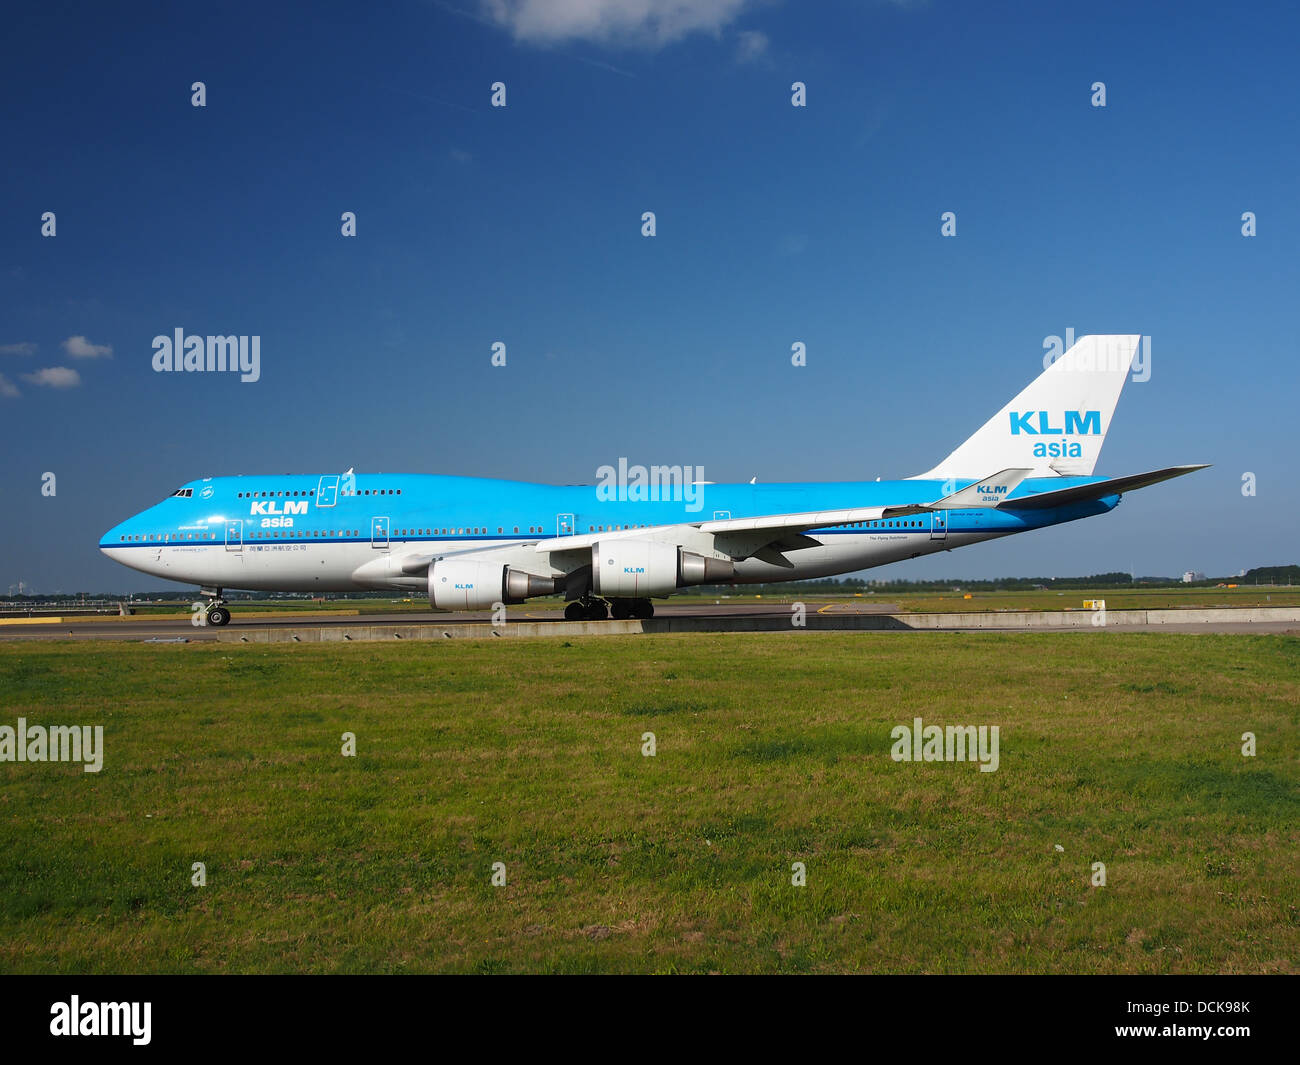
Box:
316;475;339;507
557;513;575;536
371;516;389;549
930;511;947;541
225;519;244;552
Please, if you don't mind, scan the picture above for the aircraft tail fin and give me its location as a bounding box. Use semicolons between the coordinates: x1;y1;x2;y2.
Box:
913;335;1141;479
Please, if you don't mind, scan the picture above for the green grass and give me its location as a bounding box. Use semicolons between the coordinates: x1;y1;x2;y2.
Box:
0;632;1296;973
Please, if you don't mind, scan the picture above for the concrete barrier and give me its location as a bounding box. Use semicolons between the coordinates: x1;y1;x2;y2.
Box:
214;606;1300;643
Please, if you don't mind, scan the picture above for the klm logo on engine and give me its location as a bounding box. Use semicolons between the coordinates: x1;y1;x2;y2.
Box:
455;583;475;590
624;567;646;575
1009;410;1101;436
250;501;309;515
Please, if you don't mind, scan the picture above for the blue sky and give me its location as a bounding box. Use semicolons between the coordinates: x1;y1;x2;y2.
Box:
2;0;1297;592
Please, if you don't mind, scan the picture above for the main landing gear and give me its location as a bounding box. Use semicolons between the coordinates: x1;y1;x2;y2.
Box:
565;598;604;621
564;597;654;621
611;598;654;620
199;587;232;627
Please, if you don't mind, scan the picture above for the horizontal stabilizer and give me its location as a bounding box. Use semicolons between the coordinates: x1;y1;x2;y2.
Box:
999;465;1209;510
928;468;1032;509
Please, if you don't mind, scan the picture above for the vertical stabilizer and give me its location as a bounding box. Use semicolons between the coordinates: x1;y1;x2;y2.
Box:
912;335;1140;479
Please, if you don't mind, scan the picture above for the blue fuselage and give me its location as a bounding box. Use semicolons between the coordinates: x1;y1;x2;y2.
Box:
99;472;1118;593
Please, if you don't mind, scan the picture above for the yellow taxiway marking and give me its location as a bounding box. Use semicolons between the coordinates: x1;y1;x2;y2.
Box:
125;608;362;621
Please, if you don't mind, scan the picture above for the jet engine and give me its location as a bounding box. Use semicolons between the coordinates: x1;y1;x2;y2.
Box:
428;559;559;610
590;540;734;599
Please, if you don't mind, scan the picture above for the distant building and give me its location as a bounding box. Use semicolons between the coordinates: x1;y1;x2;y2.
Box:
1182;571;1205;583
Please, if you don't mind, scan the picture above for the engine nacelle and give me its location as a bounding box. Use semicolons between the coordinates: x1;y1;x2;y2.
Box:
591;540;679;598
428;559;559;610
590;541;735;599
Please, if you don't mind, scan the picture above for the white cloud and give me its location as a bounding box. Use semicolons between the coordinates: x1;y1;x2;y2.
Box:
449;147;473;164
735;29;767;62
0;374;19;398
22;366;81;389
480;0;754;48
0;342;36;356
61;335;112;358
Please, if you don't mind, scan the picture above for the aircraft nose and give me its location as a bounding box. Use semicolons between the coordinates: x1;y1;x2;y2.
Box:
100;519;129;554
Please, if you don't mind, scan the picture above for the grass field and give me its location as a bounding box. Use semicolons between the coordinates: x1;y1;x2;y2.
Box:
0;632;1296;973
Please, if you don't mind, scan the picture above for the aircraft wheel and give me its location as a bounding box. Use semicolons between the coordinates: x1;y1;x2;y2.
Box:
635;599;654;619
585;600;608;621
207;606;231;627
564;602;584;621
611;600;632;620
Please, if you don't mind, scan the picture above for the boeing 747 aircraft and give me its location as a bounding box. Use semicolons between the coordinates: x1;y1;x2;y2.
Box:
101;335;1206;625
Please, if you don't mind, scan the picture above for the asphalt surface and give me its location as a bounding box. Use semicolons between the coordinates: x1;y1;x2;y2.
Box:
0;602;832;641
1;601;1296;641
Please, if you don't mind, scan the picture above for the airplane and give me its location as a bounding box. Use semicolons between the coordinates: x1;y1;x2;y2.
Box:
100;335;1206;626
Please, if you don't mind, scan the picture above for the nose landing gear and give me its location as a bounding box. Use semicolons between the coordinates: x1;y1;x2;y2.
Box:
198;587;231;627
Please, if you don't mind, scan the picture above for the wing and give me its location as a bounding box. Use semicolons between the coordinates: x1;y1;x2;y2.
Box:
357;464;1205;588
530;468;1033;567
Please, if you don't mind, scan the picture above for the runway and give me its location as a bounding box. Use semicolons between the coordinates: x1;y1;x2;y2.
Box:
2;601;1297;642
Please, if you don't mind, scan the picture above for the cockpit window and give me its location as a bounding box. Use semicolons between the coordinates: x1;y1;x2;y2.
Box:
172;488;193;497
